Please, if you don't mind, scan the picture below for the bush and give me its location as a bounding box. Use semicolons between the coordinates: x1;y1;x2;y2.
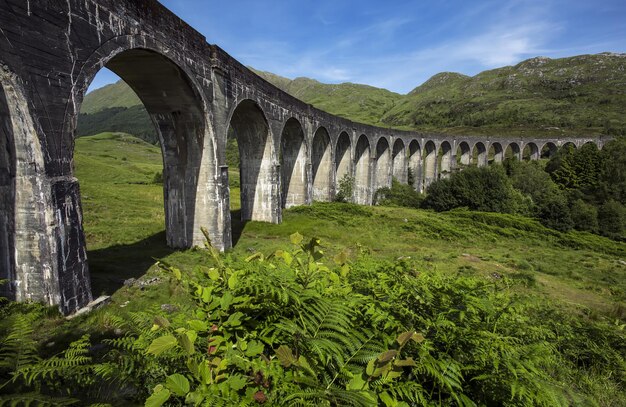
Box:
598;199;626;240
374;178;422;208
335;174;355;203
423;166;518;213
570;199;599;233
536;190;573;232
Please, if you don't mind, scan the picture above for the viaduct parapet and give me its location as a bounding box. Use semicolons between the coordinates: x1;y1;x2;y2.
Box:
0;0;609;313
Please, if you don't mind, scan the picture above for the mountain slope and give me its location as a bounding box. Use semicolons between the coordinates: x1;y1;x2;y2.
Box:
381;53;626;137
78;53;626;140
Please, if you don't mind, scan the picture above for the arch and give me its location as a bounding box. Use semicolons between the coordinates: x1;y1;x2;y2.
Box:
392;139;407;183
229;99;275;222
562;141;577;151
473;142;487;167
438;141;453;178
354;135;371;205
424;140;437;188
280;118;307;208
408;140;422;192
311;127;332;202
522;142;539;161
541;142;557;159
81;47;218;250
456;141;471;167
375;137;391;190
504;142;521;161
489;142;504;164
335;131;351;187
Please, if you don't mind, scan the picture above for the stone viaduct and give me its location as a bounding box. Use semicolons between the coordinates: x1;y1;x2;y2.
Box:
0;0;609;313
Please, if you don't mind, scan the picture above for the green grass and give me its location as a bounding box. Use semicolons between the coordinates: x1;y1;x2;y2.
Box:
74;133;626;319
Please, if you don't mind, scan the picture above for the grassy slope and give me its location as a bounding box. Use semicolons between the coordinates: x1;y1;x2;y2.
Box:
80;81;142;114
75;133;626;319
381;54;626;137
79;53;626;142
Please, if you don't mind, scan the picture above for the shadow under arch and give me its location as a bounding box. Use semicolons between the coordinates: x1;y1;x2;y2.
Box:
424;140;437;188
228;99;275;223
335;131;352;186
77;47;215;249
456;141;471;166
438;141;452;179
489;142;504;164
311;126;332;202
354;135;371;205
408;140;422;191
473;142;487;167
280;118;307;208
375;137;391;190
392;138;407;183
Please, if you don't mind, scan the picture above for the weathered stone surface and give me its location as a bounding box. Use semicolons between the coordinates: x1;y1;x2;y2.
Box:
0;0;609;314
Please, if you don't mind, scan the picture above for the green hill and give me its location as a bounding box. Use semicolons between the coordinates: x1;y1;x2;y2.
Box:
78;53;626;140
381;53;626;137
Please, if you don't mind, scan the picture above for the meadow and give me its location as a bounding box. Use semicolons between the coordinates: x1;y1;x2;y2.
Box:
1;132;624;405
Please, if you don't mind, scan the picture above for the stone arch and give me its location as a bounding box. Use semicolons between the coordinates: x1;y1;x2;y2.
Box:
280;118;307;208
438;141;452;178
0;68;61;307
335;131;351;187
424;140;437;188
392;139;407;183
77;43;220;251
473;142;487;167
375;137;391;190
354;135;371;205
489;142;504;164
311;127;332;202
408;140;422;192
229;99;276;222
562;141;577;151
541;142;557;159
505;142;521;160
456;141;471;166
522;142;539;161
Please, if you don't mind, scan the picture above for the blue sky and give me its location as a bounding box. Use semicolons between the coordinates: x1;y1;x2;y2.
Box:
89;0;626;94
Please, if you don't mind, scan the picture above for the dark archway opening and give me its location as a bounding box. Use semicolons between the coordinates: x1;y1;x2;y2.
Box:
438;141;452;179
335;131;351;189
424;141;437;187
280;118;307;208
375;137;391;190
78;48;209;296
456;142;471;168
354;135;371;204
228;100;274;225
311;127;332;202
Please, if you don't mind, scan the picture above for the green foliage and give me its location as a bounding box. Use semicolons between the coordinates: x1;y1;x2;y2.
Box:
334;174;355;203
374;178;422;208
423;166;518;213
598;200;626;240
570;199;599;233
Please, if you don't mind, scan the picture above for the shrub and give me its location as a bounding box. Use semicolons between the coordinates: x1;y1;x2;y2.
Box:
536;190;573;232
335;174;355;203
423;166;518;213
374;178;422;208
570;199;599;233
598;199;626;240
